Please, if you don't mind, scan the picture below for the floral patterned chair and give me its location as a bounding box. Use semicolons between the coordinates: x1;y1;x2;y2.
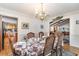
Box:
39;32;44;38
27;32;35;39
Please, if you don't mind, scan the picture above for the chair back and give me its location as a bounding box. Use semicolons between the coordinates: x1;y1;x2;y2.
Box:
43;35;55;55
27;32;35;39
39;32;44;38
58;32;64;46
53;32;64;56
58;32;64;56
55;32;64;48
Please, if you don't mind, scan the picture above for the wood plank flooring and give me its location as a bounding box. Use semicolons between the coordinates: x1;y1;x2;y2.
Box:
0;37;12;56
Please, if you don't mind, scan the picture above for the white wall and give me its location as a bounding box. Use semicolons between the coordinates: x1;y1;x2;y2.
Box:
0;7;43;41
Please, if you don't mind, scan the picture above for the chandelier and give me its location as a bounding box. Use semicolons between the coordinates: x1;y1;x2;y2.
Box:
35;3;48;21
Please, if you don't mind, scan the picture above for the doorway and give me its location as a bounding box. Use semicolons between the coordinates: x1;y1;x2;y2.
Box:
2;22;17;49
0;16;18;55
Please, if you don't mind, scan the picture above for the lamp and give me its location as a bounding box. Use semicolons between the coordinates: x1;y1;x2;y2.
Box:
35;3;48;21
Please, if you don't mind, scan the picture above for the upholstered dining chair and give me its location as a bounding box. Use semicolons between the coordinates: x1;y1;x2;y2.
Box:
43;36;54;56
41;32;64;56
27;32;35;39
39;32;44;38
52;32;64;56
38;35;56;56
56;32;64;56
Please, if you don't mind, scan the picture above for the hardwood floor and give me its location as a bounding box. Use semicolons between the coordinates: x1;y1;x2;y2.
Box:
63;43;79;56
0;47;12;56
63;43;70;51
0;37;12;56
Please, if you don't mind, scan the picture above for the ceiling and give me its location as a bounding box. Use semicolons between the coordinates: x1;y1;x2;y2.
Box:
0;3;79;18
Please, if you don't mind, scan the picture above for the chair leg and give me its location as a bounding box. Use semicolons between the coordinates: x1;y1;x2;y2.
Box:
51;51;53;56
59;49;62;56
56;48;58;56
59;46;63;56
42;52;44;56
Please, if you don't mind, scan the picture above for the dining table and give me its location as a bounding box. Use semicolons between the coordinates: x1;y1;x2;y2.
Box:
13;37;46;56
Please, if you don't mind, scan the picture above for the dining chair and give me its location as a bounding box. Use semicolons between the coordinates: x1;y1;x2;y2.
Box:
39;32;44;38
38;35;55;56
57;32;64;56
38;31;61;56
48;31;58;56
52;32;64;56
27;32;35;39
38;31;64;56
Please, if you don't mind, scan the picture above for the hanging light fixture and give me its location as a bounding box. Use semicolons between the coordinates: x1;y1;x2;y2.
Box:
35;3;48;21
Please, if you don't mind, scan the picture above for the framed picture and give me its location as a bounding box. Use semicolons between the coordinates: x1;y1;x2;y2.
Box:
21;23;29;29
76;20;79;24
40;25;44;29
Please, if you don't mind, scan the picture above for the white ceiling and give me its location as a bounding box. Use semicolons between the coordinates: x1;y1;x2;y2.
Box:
0;3;79;17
